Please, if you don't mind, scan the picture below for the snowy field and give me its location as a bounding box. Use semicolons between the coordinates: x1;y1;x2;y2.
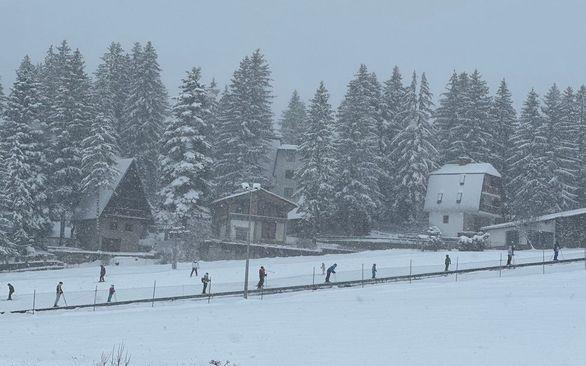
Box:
1;249;586;365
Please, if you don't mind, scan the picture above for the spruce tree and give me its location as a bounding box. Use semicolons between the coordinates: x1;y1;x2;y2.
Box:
390;72;438;223
159;67;213;226
122;41;169;198
491;79;517;216
509;90;556;217
279;90;306;144
0;77;6;115
435;71;464;163
94;42;130;143
296;82;337;236
333;65;382;235
575;86;586;206
214;50;274;196
0;56;51;247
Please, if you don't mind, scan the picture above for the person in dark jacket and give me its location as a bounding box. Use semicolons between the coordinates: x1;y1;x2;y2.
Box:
201;273;211;294
107;285;116;303
371;264;377;279
257;266;267;289
553;241;560;261
444;255;451;272
99;265;106;282
507;245;514;266
54;282;64;307
325;263;337;283
7;283;14;300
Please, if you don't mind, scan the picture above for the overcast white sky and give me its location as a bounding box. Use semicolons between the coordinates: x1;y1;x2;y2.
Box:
1;0;585;116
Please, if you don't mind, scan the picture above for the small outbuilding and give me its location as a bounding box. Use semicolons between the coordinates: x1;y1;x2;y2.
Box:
481;207;586;249
71;158;154;252
210;188;297;244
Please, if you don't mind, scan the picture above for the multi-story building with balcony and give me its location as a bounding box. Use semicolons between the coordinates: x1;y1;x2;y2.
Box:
423;160;503;238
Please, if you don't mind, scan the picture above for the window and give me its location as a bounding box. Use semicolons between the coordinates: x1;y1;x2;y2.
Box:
459;174;466;185
456;192;463;204
262;221;277;240
235;227;248;241
124;223;133;232
284;187;294;198
443;215;449;224
285;170;295;179
436;193;443;204
285;151;296;162
109;222;118;231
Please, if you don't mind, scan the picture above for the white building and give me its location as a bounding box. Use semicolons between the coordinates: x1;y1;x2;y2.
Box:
423;161;503;238
481;207;586;248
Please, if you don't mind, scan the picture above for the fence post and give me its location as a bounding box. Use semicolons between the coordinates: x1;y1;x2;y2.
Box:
361;264;364;288
151;280;156;308
409;260;412;284
93;285;98;311
455;257;459;282
32;290;36;314
312;267;315;288
499;253;502;278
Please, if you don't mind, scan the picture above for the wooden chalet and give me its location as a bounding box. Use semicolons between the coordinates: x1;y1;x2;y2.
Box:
210;188;297;244
71;158;154;252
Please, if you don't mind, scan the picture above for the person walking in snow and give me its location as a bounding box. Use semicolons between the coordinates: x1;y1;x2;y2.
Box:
553;241;560;261
54;281;64;307
107;285;116;303
325;263;337;283
99;264;106;282
507;245;515;266
444;255;451;272
371;264;377;279
190;259;200;277
257;266;267;289
321;262;326;275
7;283;14;300
201;273;210;294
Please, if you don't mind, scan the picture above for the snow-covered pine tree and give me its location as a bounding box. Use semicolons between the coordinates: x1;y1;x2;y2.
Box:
80;111;120;249
0;56;51;248
279;90;306;144
491;79;516;216
389;72;438;223
122;41;168;198
509;90;557;217
213;50;274;196
296;82;337;236
0;77;6;115
159;67;213;228
448;70;492;164
575;85;586;206
48;42;94;221
94;42;130;144
333;64;382;235
435;72;467;163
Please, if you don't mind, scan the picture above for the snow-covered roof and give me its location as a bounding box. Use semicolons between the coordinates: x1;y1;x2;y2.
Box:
482;207;586;231
278;144;299;151
211;188;298;208
430;163;501;178
71;158;135;221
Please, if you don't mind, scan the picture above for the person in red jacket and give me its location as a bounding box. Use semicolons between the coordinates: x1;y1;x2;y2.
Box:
257;266;267;289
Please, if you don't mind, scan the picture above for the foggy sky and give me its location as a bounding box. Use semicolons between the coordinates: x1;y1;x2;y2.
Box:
1;0;585;117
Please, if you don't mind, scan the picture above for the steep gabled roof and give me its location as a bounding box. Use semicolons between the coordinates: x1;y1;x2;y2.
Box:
211;187;298;209
71;158;142;221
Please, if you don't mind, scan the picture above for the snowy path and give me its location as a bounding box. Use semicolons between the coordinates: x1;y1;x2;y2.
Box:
1;260;585;365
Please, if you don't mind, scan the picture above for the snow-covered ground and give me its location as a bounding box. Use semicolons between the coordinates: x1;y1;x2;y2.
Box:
1;249;586;365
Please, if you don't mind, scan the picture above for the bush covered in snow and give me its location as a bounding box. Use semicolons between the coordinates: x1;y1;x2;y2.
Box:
458;233;489;251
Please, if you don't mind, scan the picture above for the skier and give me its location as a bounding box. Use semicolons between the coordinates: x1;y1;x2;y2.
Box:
371;263;377;279
257;266;267;289
7;283;14;300
444;255;451;272
54;281;64;307
325;263;337;283
99;264;106;282
553;241;560;261
190;259;200;277
201;273;210;294
321;262;326;275
107;285;116;303
507;245;515;266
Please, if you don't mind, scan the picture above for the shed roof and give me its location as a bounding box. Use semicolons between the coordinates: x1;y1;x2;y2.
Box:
482;207;586;231
71;158;137;221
